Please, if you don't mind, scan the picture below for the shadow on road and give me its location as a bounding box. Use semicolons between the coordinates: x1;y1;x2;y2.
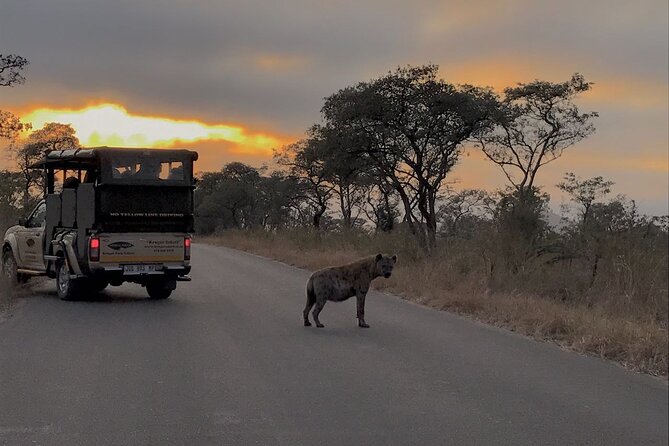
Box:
2;277;181;309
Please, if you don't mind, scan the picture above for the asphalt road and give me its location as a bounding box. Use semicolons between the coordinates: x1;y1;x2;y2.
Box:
1;243;667;445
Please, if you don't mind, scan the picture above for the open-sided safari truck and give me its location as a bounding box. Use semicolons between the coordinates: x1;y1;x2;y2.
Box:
1;147;198;300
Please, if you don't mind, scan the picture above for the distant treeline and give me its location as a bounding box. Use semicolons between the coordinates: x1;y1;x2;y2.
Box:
197;65;608;243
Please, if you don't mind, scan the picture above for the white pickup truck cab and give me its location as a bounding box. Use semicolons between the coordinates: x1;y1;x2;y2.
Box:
2;147;197;300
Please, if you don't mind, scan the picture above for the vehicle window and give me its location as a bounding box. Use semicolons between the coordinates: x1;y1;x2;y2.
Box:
160;161;184;180
27;202;46;228
111;159;185;182
112;162;141;179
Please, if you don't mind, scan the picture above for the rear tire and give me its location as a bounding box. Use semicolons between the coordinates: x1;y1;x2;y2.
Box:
56;261;84;300
146;280;174;300
1;249;20;286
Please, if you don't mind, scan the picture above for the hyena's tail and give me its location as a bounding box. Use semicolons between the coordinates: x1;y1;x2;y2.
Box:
306;278;316;304
303;277;316;326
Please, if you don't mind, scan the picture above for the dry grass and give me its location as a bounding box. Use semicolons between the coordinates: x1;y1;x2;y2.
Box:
203;229;668;377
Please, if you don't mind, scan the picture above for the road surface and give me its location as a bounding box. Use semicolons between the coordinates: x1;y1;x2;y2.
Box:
1;244;667;445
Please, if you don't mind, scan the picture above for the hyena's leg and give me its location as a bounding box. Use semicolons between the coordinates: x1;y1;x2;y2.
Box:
356;292;369;328
303;284;316;327
312;298;327;328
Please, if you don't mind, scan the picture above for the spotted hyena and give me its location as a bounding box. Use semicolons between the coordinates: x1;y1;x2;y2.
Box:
303;253;397;328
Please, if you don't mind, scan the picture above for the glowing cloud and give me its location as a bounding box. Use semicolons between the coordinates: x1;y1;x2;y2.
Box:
22;103;288;155
253;53;309;72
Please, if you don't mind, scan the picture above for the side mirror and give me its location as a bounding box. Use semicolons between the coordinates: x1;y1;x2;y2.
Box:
18;218;26;226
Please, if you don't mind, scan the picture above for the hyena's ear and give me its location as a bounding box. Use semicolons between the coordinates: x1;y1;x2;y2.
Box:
375;253;383;262
391;254;397;264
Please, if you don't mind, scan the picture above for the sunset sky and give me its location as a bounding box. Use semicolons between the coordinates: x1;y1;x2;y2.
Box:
1;0;667;214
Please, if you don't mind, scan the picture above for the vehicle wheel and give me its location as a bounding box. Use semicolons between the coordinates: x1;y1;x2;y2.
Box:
146;280;174;300
1;249;19;286
56;261;84;300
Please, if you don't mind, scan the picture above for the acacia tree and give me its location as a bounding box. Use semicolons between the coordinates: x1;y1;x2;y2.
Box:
478;74;598;199
557;172;614;225
313;125;373;228
0;54;29;87
195;163;267;230
1;54;31;154
14;123;80;207
23;122;80;154
274;138;335;229
0;110;31;141
0;170;23;231
195;165;308;232
362;176;400;232
260;171;305;229
437;188;492;237
219;162;266;229
557;173;616;287
322;64;498;249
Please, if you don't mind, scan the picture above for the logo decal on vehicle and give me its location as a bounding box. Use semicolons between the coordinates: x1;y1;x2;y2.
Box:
108;241;134;250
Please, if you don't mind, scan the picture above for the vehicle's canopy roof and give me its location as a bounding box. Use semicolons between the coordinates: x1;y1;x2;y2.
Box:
30;146;199;169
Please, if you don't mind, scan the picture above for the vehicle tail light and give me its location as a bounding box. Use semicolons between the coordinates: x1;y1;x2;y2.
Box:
184;236;191;261
89;237;100;262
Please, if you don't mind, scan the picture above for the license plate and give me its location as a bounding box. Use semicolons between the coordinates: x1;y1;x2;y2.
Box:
123;264;158;275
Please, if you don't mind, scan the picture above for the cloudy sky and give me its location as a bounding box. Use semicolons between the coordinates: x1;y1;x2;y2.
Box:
1;0;667;214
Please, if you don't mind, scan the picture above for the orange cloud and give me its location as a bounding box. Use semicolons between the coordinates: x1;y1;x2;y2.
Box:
253;53;310;72
451;146;668;203
441;56;668;109
419;0;528;42
21;103;294;157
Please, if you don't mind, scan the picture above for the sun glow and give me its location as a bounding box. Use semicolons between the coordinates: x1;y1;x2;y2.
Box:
22;103;287;155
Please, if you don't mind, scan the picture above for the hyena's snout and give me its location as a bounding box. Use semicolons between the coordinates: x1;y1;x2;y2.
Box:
383;272;391;278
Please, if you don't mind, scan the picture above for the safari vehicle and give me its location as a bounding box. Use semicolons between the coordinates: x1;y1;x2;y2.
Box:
1;147;198;300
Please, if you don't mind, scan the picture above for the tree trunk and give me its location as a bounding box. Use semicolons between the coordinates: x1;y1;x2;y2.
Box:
589;254;600;289
338;186;352;228
313;205;326;228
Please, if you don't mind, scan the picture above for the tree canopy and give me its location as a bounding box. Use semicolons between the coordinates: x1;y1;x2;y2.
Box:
477;74;598;198
320;64;498;248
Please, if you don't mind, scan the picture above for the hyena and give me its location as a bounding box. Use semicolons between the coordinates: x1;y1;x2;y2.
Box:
303;253;397;328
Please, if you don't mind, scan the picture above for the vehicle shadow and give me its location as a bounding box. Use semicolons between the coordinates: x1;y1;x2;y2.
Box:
21;279;178;305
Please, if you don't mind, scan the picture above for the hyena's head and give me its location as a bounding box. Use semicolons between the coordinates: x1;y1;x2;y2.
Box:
375;253;397;278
